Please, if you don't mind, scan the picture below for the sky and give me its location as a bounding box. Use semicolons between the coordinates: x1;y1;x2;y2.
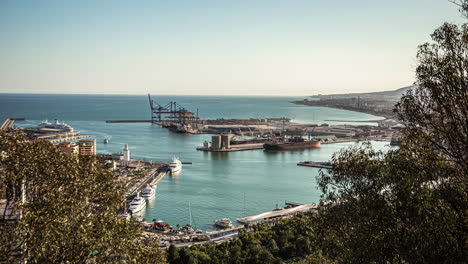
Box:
0;0;465;96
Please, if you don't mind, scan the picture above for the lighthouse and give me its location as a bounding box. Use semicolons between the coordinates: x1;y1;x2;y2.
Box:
123;144;130;166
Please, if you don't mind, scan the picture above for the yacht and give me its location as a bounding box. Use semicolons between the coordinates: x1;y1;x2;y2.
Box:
128;192;146;213
214;218;233;229
141;184;157;200
118;211;131;220
169;157;182;173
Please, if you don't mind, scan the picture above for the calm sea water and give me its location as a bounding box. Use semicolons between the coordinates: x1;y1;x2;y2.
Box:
0;94;390;231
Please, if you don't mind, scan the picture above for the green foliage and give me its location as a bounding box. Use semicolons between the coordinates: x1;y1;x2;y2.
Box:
167;7;467;264
314;17;468;263
0;132;165;263
167;215;335;264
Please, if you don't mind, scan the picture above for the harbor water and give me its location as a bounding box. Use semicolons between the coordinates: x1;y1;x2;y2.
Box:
0;94;391;231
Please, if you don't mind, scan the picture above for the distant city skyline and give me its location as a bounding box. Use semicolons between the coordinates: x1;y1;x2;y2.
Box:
0;0;465;96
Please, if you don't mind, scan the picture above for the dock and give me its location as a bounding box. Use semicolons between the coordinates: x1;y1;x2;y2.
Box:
147;201;320;249
196;143;264;152
46;134;90;143
106;120;154;123
0;118;25;131
236;203;319;224
126;166;168;199
297;161;333;169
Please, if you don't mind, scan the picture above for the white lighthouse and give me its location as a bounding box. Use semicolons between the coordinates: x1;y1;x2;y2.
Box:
123;144;130;166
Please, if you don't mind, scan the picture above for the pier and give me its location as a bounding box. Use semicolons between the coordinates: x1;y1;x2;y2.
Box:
0;118;25;131
44;134;90;143
196;143;264;152
297;161;333;169
148;202;321;249
106;120;154;123
126;166;168;199
236;202;319;224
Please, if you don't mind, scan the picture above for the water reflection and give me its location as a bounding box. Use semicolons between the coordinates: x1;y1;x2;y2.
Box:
170;170;182;183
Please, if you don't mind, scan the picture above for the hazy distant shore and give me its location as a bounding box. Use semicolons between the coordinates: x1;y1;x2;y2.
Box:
290;101;390;120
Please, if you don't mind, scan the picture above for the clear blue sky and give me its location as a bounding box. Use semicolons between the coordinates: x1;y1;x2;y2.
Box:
0;0;465;95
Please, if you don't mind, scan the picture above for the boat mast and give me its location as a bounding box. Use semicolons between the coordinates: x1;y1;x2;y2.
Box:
189;201;192;226
242;192;246;217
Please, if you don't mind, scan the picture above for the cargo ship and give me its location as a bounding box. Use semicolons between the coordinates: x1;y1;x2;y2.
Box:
263;137;321;150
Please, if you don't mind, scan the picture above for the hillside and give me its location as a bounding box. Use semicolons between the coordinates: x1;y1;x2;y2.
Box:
312;85;416;102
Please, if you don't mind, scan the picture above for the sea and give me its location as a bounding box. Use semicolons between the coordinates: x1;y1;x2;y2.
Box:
0;93;391;231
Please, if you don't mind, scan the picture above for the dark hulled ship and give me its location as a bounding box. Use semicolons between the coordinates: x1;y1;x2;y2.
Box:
263;137;321;150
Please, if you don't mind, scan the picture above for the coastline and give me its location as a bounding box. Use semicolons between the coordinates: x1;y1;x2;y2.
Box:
290;101;393;120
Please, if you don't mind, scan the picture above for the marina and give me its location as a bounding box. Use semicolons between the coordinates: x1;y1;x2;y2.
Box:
145;201;320;248
236;202;319;224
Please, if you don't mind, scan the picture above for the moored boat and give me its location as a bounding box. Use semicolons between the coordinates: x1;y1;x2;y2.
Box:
153;220;173;231
128;192;146;213
263;137;321;150
37;119;74;132
214;218;233;228
169;157;182;173
118;211;131;220
141;184;157;200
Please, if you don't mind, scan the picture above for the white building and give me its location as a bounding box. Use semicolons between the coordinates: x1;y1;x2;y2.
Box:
123;144;130;166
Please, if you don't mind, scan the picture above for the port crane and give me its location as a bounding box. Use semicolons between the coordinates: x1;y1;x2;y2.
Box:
148;94;199;124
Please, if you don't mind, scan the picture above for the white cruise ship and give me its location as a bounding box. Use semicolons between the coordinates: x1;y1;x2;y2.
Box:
169;157;182;173
128;192;146;213
37;119;74;132
141;184;156;200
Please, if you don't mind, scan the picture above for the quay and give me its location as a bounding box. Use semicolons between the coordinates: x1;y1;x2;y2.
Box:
126;165;168;199
297;161;333;169
148;202;320;248
236;202;319;224
0;118;25;131
45;134;89;143
197;143;264;152
106;120;154;123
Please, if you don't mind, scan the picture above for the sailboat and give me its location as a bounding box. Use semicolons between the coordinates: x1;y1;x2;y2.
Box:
180;202;202;234
236;192;247;223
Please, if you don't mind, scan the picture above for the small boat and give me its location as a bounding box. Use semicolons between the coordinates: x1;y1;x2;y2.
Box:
169;156;182;173
141;184;157;200
103;138;109;144
214;218;233;228
153;220;173;231
272;204;283;212
118;211;131;220
128;192;146;213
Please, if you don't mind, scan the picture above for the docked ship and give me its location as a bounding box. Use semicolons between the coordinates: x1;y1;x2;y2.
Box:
263;137;321;150
175;123;197;133
164;122;197;134
128;192;146;214
37;119;74;132
141;184;157;200
169;157;182;173
213;218;233;228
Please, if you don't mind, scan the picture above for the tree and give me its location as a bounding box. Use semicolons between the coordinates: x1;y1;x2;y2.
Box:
450;0;468;18
316;11;467;263
0;131;165;263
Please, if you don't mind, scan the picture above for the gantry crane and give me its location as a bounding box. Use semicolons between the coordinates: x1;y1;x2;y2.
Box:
148;94;199;124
